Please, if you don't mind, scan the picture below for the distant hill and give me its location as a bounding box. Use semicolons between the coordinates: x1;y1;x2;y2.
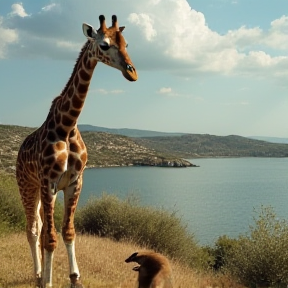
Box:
248;136;288;144
78;124;185;138
79;125;288;144
0;125;192;174
1;124;287;174
134;134;288;158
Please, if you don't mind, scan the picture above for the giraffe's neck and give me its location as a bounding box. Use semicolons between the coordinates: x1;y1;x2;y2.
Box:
45;41;98;137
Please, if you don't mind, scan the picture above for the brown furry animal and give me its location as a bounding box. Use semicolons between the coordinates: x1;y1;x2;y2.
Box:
125;251;173;288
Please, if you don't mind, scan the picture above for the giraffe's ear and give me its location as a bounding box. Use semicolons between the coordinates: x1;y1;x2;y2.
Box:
82;23;97;39
119;26;125;32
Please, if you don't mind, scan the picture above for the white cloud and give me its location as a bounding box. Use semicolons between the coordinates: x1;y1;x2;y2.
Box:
226;26;263;49
264;16;288;50
125;0;288;80
157;87;184;97
10;3;28;18
56;40;81;51
128;13;157;41
0;0;287;82
248;51;276;67
0;17;18;58
95;89;125;95
95;89;107;94
42;3;58;12
111;89;125;94
158;87;172;94
270;15;288;30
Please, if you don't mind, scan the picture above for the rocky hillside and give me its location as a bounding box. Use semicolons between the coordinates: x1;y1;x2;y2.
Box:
0;125;193;174
1;124;287;174
134;134;288;158
78;124;185;137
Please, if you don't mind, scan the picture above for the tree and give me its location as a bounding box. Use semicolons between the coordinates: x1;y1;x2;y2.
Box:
226;206;288;287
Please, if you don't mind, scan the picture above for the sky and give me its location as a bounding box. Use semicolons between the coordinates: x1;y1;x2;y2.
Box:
0;0;287;138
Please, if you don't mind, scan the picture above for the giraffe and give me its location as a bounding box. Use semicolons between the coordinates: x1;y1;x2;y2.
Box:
16;15;137;288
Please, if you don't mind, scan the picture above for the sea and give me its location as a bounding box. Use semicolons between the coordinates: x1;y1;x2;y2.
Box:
78;157;288;245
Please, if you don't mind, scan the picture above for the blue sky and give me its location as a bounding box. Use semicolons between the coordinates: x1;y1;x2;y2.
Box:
0;0;287;137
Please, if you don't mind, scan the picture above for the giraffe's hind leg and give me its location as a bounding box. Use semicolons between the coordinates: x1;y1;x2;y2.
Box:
41;186;58;287
62;175;83;287
20;188;44;287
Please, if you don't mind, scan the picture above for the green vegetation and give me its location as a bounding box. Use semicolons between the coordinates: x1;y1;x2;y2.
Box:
1;123;288;174
206;206;288;287
0;170;25;233
225;206;288;287
75;194;210;269
2;169;288;287
0;125;35;173
206;235;239;271
135;134;288;158
0;170;63;233
0;170;207;269
0;124;191;173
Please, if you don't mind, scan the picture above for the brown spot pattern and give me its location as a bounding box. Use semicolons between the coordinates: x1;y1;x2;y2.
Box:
79;69;90;81
78;83;89;94
47;131;56;142
69;109;81;118
72;96;83;109
15;15;137;286
62;115;74;127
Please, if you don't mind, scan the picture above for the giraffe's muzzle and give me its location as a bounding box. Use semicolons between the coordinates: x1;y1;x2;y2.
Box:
122;63;138;81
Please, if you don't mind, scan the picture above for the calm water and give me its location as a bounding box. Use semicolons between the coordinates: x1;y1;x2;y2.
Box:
80;158;288;245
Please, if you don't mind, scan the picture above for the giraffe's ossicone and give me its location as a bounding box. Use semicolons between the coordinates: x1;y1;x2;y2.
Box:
16;15;137;288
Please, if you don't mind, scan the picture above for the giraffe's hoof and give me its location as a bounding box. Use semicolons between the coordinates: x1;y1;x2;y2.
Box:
35;276;43;287
69;273;84;288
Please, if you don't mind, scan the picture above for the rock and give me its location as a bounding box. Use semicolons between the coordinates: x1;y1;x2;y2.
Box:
132;157;198;168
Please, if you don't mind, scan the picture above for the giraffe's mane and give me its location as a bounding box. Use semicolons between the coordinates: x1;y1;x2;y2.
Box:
45;40;90;119
50;95;62;110
60;40;90;97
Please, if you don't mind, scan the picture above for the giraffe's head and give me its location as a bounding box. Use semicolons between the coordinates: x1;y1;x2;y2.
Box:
83;15;138;81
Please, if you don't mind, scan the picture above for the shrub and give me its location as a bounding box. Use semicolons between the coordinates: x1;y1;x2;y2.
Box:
0;171;25;234
206;235;239;271
75;193;210;269
0;170;63;235
225;206;288;287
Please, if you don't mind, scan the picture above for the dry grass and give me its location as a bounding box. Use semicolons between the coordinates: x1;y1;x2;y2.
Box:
0;233;245;288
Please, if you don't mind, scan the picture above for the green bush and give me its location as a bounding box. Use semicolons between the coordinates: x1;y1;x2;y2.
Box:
75;193;210;269
225;206;288;287
0;171;25;234
0;170;63;235
206;235;239;271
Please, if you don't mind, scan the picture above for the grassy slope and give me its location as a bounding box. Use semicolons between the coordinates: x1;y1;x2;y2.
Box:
0;168;245;288
0;233;244;288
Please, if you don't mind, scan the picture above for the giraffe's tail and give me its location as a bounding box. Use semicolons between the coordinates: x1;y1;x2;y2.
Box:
39;199;45;270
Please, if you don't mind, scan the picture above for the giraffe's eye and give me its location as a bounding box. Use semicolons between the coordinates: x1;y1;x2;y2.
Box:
126;43;128;48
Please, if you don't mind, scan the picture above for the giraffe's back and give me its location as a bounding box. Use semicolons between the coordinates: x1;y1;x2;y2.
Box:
16;125;87;193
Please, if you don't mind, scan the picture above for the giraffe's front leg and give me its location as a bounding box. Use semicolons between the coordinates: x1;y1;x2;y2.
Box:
41;187;58;287
63;175;83;288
